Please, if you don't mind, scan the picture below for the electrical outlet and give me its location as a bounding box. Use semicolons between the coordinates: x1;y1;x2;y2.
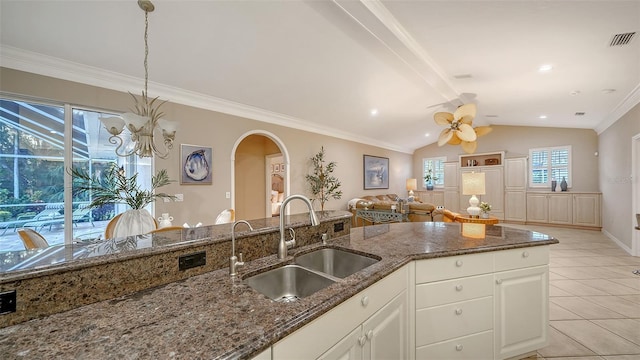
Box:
225;192;230;199
179;251;206;271
0;290;17;314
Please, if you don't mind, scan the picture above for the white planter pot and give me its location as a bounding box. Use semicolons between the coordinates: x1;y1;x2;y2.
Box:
113;209;156;238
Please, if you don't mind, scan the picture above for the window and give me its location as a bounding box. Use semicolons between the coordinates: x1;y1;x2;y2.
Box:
529;146;571;188
0;96;151;252
422;157;445;188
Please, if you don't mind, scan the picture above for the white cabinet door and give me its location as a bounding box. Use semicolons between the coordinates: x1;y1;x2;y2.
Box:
504;157;527;190
526;193;548;223
252;348;271;360
318;326;363;360
444;162;459;188
363;291;408;360
573;193;601;227
504;191;526;222
494;265;549;359
548;194;572;225
445;190;460;212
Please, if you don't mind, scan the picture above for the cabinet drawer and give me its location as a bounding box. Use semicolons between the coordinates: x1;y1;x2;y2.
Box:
416;330;493;360
273;265;408;359
494;246;548;272
416;296;493;346
416;252;493;283
416;274;493;309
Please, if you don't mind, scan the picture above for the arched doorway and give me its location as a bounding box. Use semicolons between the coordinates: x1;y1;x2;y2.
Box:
231;130;290;220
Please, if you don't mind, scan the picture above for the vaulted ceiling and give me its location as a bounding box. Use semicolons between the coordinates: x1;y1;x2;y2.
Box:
1;0;639;153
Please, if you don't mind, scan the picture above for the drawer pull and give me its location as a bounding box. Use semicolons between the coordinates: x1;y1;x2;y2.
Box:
496;279;503;285
455;260;463;267
455;284;463;291
456;344;463;351
358;336;367;347
455;308;463;315
366;330;374;340
361;296;369;307
522;251;529;258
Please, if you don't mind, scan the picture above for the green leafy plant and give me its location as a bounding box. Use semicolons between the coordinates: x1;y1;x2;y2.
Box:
69;163;176;210
479;202;492;213
305;146;342;212
424;168;439;183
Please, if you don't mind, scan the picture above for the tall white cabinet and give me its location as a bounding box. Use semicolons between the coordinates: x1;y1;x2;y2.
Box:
444;162;460;212
504;157;527;222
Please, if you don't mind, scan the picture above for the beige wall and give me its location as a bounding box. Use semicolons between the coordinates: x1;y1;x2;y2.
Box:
0;68;412;226
413;125;600;192
598;102;640;250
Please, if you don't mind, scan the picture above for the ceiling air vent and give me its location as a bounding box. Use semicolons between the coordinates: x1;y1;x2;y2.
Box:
575;112;586;116
609;32;636;47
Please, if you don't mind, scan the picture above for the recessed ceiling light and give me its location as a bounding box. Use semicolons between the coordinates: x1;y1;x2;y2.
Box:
538;64;553;73
425;133;430;137
539;115;547;119
370;109;378;116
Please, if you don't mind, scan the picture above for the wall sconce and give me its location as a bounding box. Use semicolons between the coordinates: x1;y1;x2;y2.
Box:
406;178;417;197
462;172;485;217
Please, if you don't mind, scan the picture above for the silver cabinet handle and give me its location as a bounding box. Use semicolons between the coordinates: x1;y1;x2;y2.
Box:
455;284;463;291
361;296;369;307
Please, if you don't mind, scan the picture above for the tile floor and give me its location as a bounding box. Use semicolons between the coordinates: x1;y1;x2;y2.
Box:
502;224;640;360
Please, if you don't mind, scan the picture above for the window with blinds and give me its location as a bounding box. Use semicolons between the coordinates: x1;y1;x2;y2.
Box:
529;146;571;188
422;157;445;188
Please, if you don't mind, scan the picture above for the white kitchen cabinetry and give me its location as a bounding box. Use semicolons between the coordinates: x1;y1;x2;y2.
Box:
504;157;527;222
272;266;409;359
526;193;601;228
414;246;550;360
320;291;408;360
444;162;459;212
494;247;549;359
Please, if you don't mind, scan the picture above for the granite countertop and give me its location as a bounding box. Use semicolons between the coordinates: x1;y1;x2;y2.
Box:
0;222;557;359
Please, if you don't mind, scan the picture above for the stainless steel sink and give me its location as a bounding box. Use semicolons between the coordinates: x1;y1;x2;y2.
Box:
295;248;379;279
244;265;335;303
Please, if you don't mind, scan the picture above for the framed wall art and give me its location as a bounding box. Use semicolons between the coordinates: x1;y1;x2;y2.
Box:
180;144;212;185
363;155;389;190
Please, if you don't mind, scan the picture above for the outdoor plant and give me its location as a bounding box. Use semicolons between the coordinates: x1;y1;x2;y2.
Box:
306;146;342;212
479;201;492;213
69;163;176;210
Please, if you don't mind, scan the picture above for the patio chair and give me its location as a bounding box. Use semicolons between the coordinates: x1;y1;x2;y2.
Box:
22;209;65;232
17;228;50;250
104;213;122;239
3;208;63;234
72;207;94;227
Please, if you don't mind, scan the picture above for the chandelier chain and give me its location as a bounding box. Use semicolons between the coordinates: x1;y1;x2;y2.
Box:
143;9;149;95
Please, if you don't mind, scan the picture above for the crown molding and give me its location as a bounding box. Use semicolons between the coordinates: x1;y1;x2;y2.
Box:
0;45;413;154
595;83;640;134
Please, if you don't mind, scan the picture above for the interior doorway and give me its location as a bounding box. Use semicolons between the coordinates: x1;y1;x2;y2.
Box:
633;133;640;256
266;153;285;218
231;130;290;220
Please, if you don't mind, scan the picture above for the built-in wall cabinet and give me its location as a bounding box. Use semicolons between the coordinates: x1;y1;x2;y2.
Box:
438;152;601;229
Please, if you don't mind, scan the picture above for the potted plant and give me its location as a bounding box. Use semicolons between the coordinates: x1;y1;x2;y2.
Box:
424;168;439;191
69;163;175;237
306;146;342;212
479;201;492;218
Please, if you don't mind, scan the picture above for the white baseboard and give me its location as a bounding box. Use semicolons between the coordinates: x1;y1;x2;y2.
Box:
602;229;633;255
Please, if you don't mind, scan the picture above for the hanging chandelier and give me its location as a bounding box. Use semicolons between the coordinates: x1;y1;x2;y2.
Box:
100;0;176;159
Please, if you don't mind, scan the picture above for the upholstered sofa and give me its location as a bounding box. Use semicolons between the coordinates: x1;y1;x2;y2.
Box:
348;194;443;226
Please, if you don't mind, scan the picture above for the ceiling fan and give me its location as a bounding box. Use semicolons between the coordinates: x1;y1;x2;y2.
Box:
434;103;492;154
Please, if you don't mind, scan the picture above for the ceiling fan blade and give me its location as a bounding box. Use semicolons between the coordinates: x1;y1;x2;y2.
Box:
434;112;454;125
454;103;477;124
461;141;478;154
475;126;493;137
437;128;453;146
448;133;462;145
456;123;477;142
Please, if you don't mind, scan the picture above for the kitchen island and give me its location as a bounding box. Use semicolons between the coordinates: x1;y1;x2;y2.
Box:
0;221;557;359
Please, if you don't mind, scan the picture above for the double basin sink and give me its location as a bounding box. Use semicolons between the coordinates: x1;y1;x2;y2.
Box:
244;247;379;303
